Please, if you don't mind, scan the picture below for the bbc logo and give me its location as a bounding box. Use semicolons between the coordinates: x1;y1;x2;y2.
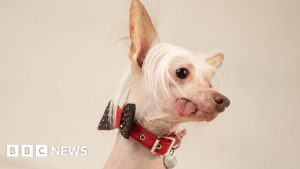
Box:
7;145;48;157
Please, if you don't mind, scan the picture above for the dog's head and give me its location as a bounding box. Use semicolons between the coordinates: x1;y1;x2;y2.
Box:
99;0;230;132
126;0;230;126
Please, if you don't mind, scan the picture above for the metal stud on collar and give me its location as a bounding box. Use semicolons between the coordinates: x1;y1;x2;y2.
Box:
139;134;146;141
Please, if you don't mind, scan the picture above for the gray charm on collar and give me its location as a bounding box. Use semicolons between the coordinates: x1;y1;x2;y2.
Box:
163;153;177;169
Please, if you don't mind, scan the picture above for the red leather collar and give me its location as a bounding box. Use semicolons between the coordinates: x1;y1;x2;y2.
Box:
115;106;183;156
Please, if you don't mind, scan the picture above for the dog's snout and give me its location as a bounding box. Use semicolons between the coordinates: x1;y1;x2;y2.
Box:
213;94;230;112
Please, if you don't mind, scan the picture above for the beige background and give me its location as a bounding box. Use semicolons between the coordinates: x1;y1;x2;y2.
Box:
0;0;300;169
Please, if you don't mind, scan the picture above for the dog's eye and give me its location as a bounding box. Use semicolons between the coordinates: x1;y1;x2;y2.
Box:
176;68;189;79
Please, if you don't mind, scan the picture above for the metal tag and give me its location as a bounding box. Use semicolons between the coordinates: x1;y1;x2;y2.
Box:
163;154;177;169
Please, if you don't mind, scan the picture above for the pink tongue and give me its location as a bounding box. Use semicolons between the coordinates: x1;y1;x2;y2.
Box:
175;99;198;117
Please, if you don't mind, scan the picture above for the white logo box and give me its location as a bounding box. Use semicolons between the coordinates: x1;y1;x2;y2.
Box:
7;145;48;157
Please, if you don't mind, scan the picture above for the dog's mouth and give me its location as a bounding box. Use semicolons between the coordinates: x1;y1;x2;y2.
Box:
175;98;219;122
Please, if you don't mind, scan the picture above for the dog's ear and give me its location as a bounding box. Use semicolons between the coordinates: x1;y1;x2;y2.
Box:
129;0;159;68
205;53;224;69
203;53;224;81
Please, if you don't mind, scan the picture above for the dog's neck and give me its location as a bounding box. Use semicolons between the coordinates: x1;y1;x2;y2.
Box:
103;104;178;169
103;74;181;169
103;132;166;169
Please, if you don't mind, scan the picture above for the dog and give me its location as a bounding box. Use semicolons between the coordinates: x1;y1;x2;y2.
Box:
98;0;230;169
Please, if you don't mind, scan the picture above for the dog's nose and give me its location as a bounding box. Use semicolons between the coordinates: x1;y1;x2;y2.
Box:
213;94;230;112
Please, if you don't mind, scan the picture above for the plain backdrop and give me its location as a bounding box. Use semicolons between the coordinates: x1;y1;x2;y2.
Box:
0;0;299;169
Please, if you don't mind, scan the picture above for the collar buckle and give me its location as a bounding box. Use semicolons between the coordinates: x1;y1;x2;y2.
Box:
151;136;176;155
